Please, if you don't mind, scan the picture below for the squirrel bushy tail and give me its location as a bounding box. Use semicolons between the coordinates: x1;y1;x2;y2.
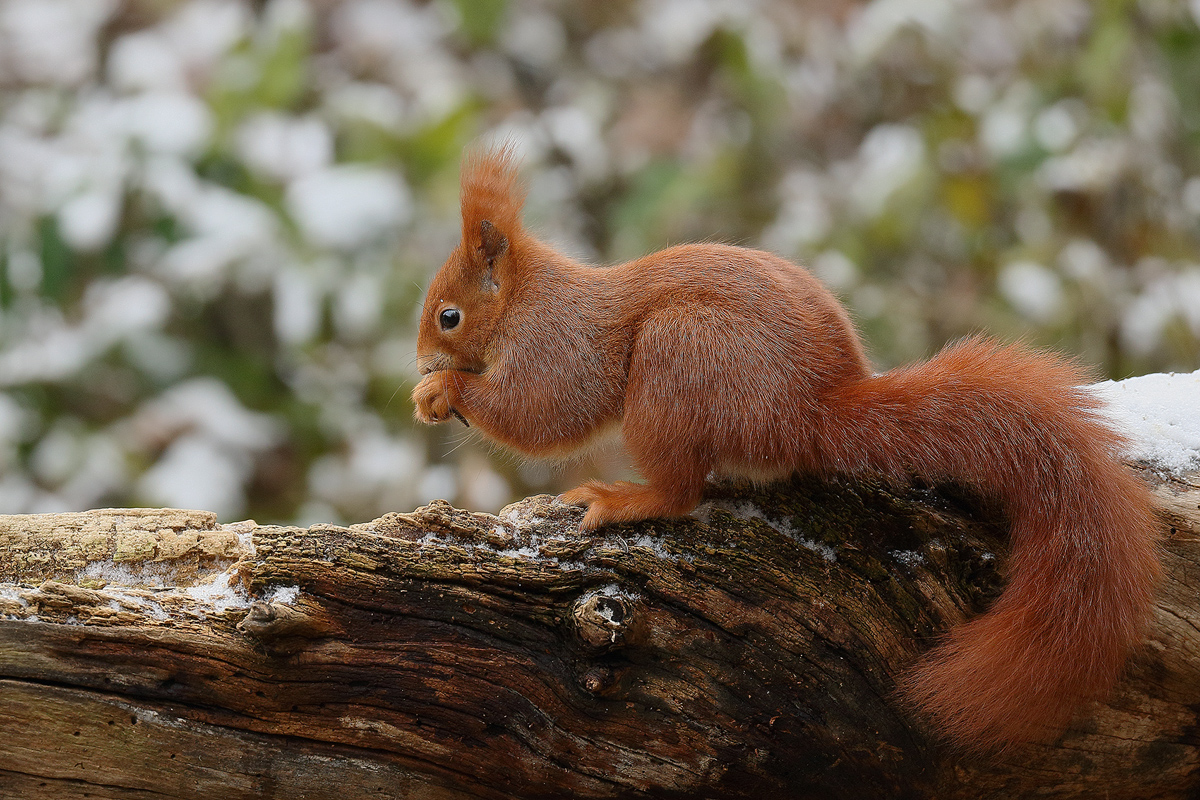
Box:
820;337;1160;748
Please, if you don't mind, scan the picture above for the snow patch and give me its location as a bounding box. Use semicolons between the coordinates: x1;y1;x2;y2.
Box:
889;549;926;568
184;571;250;613
578;583;642;604
223;521;258;557
417;506;684;570
104;589;169;621
706;500;838;562
0;587;30;609
77;560;177;588
419;518;582;569
1093;369;1200;475
265;585;300;605
630;534;682;562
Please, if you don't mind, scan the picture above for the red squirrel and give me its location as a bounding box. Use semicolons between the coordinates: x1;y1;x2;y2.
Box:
412;147;1161;751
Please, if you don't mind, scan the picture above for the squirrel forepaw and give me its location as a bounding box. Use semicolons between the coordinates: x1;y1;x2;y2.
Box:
412;372;456;425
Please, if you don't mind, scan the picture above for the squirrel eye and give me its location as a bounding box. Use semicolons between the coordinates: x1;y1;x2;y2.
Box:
439;307;461;331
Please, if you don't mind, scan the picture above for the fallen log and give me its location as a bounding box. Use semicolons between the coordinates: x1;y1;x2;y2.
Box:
1;473;1199;799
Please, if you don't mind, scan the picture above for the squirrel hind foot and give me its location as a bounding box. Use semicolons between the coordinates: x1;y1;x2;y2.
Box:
561;480;700;531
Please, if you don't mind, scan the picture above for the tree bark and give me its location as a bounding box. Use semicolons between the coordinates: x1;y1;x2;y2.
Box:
1;474;1198;799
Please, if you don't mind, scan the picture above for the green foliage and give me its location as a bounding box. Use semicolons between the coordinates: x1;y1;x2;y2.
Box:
449;0;509;46
36;217;75;305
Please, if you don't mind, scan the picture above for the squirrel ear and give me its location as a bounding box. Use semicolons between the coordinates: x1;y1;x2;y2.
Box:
477;220;509;291
479;220;508;262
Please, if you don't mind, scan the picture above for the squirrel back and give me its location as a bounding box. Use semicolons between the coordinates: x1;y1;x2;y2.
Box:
413;149;1162;750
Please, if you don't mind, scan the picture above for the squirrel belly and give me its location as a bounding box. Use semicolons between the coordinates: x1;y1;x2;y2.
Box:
412;148;1162;750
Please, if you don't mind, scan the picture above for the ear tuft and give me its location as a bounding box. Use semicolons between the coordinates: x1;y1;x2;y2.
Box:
460;144;524;255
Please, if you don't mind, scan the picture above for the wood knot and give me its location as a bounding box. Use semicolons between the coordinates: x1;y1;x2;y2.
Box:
580;666;615;696
237;600;326;643
572;591;643;652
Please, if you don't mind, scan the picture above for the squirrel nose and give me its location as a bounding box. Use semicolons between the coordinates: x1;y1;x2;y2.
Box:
418;364;431;375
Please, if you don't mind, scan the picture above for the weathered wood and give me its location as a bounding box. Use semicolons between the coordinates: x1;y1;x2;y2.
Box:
1;475;1198;799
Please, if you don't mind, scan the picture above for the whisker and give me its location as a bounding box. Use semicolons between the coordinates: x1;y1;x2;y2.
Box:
443;428;475;456
384;382;406;411
417;282;435;318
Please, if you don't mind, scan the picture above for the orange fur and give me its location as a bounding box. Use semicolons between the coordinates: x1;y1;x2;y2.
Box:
412;150;1161;750
459;144;524;252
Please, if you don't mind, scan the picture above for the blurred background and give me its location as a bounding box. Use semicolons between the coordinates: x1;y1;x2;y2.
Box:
1;0;1198;524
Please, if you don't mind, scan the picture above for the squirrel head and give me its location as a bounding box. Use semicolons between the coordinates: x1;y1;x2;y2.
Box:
417;147;524;377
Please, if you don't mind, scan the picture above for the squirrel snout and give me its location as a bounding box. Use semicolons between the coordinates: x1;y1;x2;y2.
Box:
417;352;451;375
